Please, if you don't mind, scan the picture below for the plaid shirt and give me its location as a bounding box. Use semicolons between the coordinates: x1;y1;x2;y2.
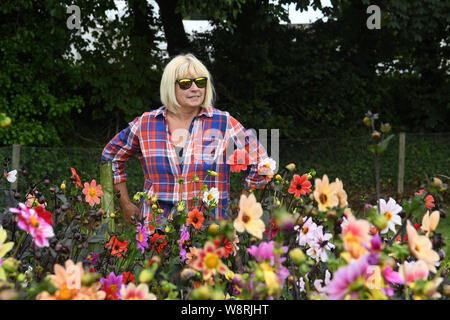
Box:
102;106;269;227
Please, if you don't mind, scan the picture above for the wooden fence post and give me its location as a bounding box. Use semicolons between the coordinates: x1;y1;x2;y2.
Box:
397;132;405;195
11;144;21;191
100;162;115;233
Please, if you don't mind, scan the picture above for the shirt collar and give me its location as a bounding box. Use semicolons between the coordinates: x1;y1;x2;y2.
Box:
154;106;213;119
198;106;213;118
154;106;168;118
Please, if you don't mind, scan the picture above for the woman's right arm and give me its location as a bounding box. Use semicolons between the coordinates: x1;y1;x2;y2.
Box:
102;117;141;224
114;182;139;224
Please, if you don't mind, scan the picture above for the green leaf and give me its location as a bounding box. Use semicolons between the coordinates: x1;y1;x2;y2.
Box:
378;134;395;154
88;221;110;243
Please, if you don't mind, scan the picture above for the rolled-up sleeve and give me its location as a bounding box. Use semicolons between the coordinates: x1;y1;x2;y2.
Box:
102;117;141;184
227;115;269;189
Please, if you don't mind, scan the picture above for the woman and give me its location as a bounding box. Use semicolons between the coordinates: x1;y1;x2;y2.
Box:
102;54;272;231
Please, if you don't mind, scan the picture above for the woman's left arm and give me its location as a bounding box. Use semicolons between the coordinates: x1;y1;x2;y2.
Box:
227;115;271;192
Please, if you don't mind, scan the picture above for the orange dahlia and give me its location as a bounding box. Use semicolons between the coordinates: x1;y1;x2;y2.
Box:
186;208;205;230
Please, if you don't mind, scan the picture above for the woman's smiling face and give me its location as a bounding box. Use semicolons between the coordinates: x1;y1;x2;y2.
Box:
175;74;206;110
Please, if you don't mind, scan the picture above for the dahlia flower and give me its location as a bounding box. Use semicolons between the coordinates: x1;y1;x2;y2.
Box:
378;197;402;234
313;174;339;211
9;203;54;248
421;210;440;237
322;255;370;300
120;283;156;300
233;193;265;239
82;179;104;207
406;221;439;273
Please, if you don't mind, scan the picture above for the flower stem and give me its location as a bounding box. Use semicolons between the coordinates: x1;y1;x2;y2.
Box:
288;194;295;212
304;274;311;299
402;266;410;300
375;154;381;214
12;231;26;258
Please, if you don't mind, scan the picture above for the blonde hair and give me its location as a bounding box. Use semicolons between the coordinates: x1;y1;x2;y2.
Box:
160;53;215;113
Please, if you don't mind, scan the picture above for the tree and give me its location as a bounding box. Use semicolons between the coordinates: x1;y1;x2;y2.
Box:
0;0;85;146
69;0;164;145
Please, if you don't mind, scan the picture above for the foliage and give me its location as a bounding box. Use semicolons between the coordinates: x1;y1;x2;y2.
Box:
0;0;85;146
1;0;448;147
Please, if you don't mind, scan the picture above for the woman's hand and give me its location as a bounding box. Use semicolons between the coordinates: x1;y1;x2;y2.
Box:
122;201;139;224
113;182;139;224
241;188;249;197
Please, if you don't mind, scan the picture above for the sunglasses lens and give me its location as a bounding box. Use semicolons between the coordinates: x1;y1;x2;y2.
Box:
194;77;207;88
178;79;193;90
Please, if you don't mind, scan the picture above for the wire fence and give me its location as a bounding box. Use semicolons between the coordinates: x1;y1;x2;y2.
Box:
1;132;449;207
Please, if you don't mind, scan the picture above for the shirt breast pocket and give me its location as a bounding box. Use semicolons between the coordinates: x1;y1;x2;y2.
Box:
202;138;220;163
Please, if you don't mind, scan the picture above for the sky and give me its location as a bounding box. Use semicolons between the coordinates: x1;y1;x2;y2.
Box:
109;0;332;33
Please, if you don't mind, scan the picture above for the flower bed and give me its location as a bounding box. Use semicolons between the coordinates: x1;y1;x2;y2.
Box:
0;114;448;300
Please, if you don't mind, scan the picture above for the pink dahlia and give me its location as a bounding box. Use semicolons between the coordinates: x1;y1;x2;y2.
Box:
82;179;104;207
9;203;54;248
322;255;369;300
179;224;190;262
248;241;277;264
136;223;149;254
100;272;123;300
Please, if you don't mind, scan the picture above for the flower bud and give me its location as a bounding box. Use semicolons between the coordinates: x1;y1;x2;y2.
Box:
285;163;296;172
16;273;26;283
254;268;265;282
207;170;218;177
192;285;211;300
151;256;161;266
81;273;95;287
289;248;306;265
0;116;12;128
139;269;154;283
432;177;443;188
280;218;295;234
380;123;391;134
211;289;225;300
180;268;196;281
225;270;235;281
177;201;185;212
2;257;20;273
288;275;294;284
371;131;381;140
372;214;388;231
363;117;371;127
133;193;142;202
444;284;450;297
207;223;219;236
60;182;66;190
193;175;200;183
326;210;337;220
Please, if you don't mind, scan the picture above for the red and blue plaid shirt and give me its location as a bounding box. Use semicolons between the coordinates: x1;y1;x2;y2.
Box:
102;106;269;227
